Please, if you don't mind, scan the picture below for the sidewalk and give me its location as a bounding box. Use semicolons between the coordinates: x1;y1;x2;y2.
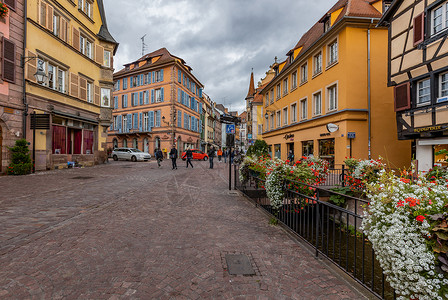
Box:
0;160;371;299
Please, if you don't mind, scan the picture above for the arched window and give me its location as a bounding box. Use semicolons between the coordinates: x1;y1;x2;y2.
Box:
123;139;128;147
133;138;138;149
113;138;118;149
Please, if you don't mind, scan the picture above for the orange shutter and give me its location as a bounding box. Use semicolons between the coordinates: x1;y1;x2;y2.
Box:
46;5;53;32
413;13;425;46
39;1;47;28
25;49;37;83
95;44;104;65
72;27;80;51
394;82;411;112
79;77;87;101
94;85;100;106
69;72;79;98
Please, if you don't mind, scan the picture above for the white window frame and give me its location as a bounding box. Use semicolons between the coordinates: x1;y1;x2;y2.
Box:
313;52;322;75
276;111;281;128
101;88;111;107
155;88;162;102
123;115;128;132
48;63;56;89
283;78;288;96
291;71;297;90
300;63;308;84
327;40;338;66
57;69;65;93
53;13;60;37
431;2;448;36
270;114;274;130
326;82;338;112
439;72;448;100
417;78;431;106
37;57;67;92
104;50;111;68
313;91;322;116
283;107;288;125
300;98;307;121
291;102;297;123
86;82;93;103
276;83;281;100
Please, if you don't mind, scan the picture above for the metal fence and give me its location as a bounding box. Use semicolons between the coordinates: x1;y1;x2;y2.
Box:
234;165;396;300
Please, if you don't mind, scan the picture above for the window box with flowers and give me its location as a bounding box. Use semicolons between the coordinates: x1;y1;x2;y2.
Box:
0;3;9;19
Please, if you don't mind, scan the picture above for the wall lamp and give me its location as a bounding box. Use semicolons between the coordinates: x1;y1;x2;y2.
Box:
21;55;48;84
264;109;274;119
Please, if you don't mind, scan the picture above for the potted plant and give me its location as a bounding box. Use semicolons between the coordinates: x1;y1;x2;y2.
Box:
0;3;9;19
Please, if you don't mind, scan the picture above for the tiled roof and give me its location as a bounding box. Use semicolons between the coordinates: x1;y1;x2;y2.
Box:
96;0;118;52
252;83;269;103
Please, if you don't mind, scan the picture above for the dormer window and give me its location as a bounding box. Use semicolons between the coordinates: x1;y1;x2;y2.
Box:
324;19;331;32
274;67;279;76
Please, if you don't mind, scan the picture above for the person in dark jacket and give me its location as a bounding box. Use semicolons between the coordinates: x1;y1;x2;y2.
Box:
208;146;215;169
287;150;295;166
169;145;178;170
155;148;163;168
186;148;193;168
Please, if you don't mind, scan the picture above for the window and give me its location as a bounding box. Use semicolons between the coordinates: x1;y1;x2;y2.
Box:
431;2;448;35
155;88;163;102
86;82;93;103
270;114;274;130
123;115;128;133
270;89;274;103
314;52;322;75
122;95;128;108
291;103;297;123
283;107;288;125
417;78;431;105
37;58;66;92
328;41;338;65
80;35;93;59
104;51;111;68
276;111;281;127
57;69;65;92
302;140;314;157
313;92;322;115
101;88;110;107
123;78;128;89
300;98;307;120
276;83;281;99
265;93;269;107
440;73;448;100
327;85;337;111
291;71;297;90
283;78;288;95
143;113;149;131
258;124;263;135
78;0;92;18
53;14;60;37
300;63;308;83
324;19;331;32
48;63;56;89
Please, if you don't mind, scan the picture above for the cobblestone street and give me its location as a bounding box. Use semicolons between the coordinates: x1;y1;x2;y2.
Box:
0;160;371;299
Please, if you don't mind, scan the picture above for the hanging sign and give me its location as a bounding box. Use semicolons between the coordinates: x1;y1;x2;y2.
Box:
326;123;339;133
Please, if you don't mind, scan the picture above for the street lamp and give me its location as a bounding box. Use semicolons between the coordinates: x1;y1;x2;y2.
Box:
21;56;48;84
264;109;274;119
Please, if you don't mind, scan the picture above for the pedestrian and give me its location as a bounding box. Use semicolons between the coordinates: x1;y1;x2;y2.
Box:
217;148;223;162
223;148;227;163
155;148;163;168
208;146;215;169
186;148;194;168
169;145;178;170
230;148;235;164
287;150;295;166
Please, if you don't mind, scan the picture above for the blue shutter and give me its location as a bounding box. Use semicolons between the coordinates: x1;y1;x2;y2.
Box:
149;111;154;128
199;103;202;114
178;111;182;127
139;112;143;131
183;74;186;86
124;78;128;89
136;75;139;87
127;114;132;132
118;115;122;133
161;69;164;82
147;73;151;84
133;113;138;129
151;89;155;103
152;71;155;83
199;88;203;97
141;74;144;85
178;88;181;103
114;96;118;109
161;88;164;102
145;90;149;104
178;70;181;82
139;92;144;105
117;80;120;91
199;119;202;133
156;110;161;127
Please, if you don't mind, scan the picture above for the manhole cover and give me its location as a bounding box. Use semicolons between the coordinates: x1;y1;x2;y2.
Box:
225;254;255;275
71;176;94;180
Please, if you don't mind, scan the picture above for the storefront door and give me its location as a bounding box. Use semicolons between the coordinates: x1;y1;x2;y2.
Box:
319;138;335;168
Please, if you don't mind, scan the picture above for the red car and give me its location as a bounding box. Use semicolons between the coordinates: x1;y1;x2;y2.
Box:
181;149;209;161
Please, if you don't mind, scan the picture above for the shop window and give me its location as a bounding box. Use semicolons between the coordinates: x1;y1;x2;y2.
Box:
434;144;448;167
83;130;93;154
319;138;335;168
302;140;314;157
274;144;281;159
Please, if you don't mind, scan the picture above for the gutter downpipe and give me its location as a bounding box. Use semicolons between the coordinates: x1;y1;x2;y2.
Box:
367;19;373;160
22;0;28;139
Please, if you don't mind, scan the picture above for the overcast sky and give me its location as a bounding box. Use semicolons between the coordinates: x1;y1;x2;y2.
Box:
105;0;335;113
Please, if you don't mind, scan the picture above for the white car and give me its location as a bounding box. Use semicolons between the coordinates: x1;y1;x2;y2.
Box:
112;148;151;162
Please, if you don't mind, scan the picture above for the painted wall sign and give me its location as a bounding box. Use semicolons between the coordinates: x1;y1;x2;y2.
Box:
284;133;294;140
326;123;339;133
414;125;442;133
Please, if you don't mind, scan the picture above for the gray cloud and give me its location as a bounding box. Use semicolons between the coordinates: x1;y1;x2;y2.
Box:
105;0;335;112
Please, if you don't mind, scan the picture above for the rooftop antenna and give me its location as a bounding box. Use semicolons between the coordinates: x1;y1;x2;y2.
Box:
141;34;148;56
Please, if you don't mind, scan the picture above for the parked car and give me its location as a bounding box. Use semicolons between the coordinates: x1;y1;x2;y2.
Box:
181;149;209;161
112;148;151;162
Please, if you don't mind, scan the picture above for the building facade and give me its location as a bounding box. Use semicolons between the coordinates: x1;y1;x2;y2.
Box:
239;111;247;151
108;48;204;156
23;0;117;170
0;0;24;173
379;0;448;171
261;0;411;168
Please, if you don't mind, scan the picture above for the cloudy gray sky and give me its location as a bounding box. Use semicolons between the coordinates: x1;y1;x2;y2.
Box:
105;0;335;113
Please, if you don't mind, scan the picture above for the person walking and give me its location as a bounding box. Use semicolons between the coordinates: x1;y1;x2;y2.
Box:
287;150;295;166
230;148;235;164
186;148;193;168
169;145;178;170
223;148;227;163
217;148;223;162
155;148;163;168
208;146;215;169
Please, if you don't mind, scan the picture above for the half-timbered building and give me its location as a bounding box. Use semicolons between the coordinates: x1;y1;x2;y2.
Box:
380;0;448;171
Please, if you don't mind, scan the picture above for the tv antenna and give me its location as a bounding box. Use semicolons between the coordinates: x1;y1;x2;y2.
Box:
141;34;148;56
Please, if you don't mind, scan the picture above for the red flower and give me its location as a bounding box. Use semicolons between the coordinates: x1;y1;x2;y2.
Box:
416;215;425;222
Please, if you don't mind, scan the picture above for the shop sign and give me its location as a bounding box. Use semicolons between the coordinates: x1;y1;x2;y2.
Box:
414;125;443;133
320;133;330;137
283;133;294;140
326;123;339;133
3;107;14;114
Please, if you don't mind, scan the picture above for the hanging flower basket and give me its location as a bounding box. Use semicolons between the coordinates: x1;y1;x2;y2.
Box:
0;3;9;19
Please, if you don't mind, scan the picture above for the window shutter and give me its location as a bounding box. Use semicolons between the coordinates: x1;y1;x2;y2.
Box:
72;27;80;51
46;5;54;32
413;13;425;46
133;113;138;129
117;115;122;133
178;88;181;102
127;114;132;132
139;112;143;131
117;79;120;90
139;91;143;105
2;37;15;83
38;1;47;27
95;44;104;65
125;95;128;107
161;87;164;102
151;89;154;103
94;85;100;105
69;72;79;97
178;70;181;82
114;96;118;109
178;111;182;127
24;51;37;82
152;71;155;83
149;111;154;128
79;77;87;101
145;90;149;104
161;69;164;81
394;82;411;111
4;0;16;10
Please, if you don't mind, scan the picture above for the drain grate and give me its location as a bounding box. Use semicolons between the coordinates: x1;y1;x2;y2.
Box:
225;254;256;275
71;176;94;180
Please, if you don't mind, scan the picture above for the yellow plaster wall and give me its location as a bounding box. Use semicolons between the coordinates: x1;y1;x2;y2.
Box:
331;8;344;25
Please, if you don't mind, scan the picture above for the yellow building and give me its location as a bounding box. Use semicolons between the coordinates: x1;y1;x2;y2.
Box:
261;0;410;169
24;0;117;170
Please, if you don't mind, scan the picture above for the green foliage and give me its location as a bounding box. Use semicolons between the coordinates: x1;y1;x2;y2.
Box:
246;140;270;158
329;186;353;207
425;165;448;182
7;139;32;175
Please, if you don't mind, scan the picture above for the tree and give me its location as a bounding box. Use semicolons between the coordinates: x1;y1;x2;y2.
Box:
7;139;32;175
246;139;270;157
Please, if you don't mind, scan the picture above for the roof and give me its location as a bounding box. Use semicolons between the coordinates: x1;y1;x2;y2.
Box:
96;0;118;53
246;72;255;99
253;83;269;104
378;0;402;26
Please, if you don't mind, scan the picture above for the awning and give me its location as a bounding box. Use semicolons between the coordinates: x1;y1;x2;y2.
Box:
53;110;99;124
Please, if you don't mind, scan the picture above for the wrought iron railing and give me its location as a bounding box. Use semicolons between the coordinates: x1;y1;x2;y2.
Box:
234;165;396;300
